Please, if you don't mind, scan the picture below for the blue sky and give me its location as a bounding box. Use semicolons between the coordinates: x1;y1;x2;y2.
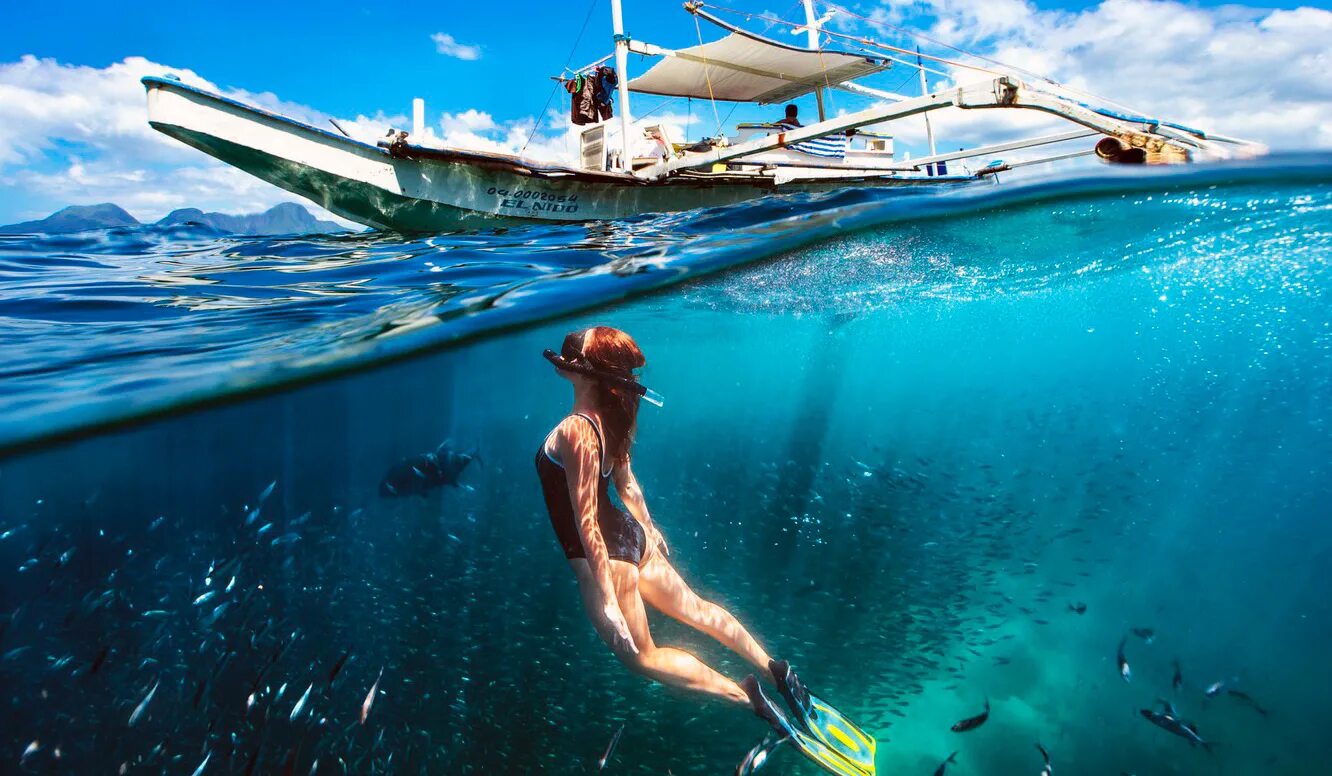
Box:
3;0;1330;223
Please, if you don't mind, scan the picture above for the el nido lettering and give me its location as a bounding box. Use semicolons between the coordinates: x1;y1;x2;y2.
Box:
486;187;581;213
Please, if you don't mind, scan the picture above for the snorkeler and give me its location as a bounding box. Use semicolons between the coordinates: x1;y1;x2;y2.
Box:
536;326;875;775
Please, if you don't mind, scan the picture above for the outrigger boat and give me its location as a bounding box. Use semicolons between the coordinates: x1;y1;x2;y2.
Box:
142;0;1264;232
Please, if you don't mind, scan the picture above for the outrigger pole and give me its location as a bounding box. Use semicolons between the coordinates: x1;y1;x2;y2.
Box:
611;0;634;171
634;75;1243;180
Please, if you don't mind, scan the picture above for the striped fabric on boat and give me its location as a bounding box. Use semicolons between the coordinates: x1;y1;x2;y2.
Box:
785;133;850;159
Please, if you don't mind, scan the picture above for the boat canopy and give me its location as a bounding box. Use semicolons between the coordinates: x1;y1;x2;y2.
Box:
627;12;888;104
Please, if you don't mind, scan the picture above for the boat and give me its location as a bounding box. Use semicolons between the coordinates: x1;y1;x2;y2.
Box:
141;0;1265;232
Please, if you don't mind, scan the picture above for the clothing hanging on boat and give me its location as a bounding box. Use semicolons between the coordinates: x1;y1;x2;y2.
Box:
592;66;617;121
566;66;617;125
566;74;598;125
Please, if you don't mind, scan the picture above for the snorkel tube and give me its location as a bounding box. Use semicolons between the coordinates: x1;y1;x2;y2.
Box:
543;349;665;408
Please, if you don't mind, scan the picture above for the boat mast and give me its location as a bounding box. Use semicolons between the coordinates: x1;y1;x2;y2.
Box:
916;47;937;158
802;0;826;121
611;0;633;171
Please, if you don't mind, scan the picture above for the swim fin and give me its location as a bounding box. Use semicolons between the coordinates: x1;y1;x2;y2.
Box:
741;675;873;776
770;660;877;774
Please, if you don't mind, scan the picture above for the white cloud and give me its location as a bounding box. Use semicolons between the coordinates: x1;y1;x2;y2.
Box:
440;109;498;134
430;32;482;61
0;55;390;223
854;0;1332;153
0;55;216;169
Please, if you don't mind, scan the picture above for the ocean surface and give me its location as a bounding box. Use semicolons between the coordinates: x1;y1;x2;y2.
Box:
0;153;1329;775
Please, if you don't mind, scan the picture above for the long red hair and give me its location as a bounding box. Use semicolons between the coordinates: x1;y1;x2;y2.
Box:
562;326;646;464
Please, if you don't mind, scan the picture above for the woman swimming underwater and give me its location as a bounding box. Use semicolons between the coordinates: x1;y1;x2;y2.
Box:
535;326;876;775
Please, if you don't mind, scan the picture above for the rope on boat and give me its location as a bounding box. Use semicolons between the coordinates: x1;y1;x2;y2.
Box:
692;10;726;140
522;0;603;155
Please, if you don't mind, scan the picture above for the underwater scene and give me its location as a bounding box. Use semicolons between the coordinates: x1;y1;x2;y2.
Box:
1;154;1330;775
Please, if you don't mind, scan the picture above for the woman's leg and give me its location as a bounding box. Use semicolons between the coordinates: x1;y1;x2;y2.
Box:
571;558;748;704
637;552;775;681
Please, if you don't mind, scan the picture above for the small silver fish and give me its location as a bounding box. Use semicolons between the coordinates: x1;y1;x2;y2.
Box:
290;682;313;721
193;591;217;607
597;724;624;771
737;734;787;775
259;480;277;502
190;750;211;776
129;680;159;726
360;668;383;725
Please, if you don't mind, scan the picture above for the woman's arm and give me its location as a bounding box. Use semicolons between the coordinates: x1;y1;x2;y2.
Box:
613;461;668;557
558;421;637;652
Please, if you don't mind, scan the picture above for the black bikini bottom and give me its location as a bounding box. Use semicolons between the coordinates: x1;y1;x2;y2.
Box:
557;507;645;567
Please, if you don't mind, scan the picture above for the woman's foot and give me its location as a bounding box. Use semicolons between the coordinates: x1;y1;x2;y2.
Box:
770;659;814;726
740;675;790;734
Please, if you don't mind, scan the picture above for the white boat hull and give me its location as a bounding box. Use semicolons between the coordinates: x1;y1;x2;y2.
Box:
143;77;964;232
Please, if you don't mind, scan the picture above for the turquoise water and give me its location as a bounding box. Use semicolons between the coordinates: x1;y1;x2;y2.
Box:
0;155;1329;774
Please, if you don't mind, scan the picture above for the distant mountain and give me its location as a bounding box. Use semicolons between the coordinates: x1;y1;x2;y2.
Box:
0;203;138;234
0;202;348;236
156;203;346;235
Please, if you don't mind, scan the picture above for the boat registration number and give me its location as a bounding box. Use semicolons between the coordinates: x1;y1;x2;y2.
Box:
486;187;580;214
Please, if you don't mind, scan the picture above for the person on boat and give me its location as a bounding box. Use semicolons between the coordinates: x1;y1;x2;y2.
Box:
777;104;802;129
642;127;671;160
536;327;875;775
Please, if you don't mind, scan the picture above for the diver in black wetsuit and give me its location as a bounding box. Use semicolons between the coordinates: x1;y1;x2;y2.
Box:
536;327;877;774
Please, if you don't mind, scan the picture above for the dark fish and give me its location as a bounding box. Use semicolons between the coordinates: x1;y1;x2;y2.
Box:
328;649;351;685
1033;745;1054;772
1067;602;1086;615
90;645;110;674
1033;740;1054;776
1117;637;1131;683
933;751;958;776
1139;701;1213;751
793;580;822;598
1131;627;1155;644
951;699;989;732
1226;689;1269;717
1172;659;1183;691
379;442;479;497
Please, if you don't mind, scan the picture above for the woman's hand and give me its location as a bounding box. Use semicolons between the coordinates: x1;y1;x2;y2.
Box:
603;601;639;654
